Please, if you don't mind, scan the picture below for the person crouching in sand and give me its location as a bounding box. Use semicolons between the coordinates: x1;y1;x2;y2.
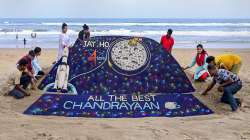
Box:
9;59;31;99
202;64;243;112
32;47;45;80
183;44;209;81
206;54;242;74
18;50;36;89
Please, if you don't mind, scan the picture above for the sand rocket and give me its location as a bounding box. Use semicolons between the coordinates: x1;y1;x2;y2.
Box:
54;47;70;92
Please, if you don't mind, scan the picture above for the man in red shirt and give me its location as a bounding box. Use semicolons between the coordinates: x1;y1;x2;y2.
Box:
18;50;35;77
160;29;174;54
17;50;36;89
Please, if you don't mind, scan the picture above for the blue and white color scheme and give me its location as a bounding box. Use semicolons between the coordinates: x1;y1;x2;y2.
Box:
24;36;213;118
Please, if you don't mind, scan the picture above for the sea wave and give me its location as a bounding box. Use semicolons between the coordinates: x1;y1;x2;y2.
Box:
1;22;250;27
41;22;250;27
1;29;250;37
93;30;250;37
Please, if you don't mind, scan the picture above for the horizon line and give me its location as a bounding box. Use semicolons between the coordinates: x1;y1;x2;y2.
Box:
1;17;250;20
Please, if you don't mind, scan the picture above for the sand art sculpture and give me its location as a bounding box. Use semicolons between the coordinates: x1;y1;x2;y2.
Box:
53;47;70;92
24;36;213;118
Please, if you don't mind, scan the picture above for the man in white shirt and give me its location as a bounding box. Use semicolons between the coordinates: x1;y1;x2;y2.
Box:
58;23;71;61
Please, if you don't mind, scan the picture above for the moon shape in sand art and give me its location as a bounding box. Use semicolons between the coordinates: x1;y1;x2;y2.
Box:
110;39;148;71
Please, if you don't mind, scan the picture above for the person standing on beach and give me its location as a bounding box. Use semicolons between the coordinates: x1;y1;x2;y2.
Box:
31;33;37;48
160;29;174;54
206;54;242;74
58;23;70;61
78;24;90;40
23;38;27;46
15;33;19;48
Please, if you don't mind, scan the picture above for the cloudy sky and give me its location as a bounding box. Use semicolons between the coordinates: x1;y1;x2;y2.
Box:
0;0;250;18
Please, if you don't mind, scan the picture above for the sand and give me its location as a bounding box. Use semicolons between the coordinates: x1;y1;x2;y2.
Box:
0;48;250;140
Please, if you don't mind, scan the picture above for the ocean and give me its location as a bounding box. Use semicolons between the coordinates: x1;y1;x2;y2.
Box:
0;18;250;48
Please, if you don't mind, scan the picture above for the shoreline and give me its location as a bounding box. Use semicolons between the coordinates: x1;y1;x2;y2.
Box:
1;44;250;49
1;34;250;49
1;47;250;50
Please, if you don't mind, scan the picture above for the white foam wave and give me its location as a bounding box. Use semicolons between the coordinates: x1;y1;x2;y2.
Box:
92;30;250;37
1;21;38;26
41;22;250;27
0;29;75;35
1;29;250;37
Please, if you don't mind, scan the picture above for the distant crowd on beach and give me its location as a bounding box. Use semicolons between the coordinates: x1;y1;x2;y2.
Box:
8;22;243;112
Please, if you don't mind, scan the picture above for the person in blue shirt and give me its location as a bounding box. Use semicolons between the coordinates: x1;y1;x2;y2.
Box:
32;47;45;79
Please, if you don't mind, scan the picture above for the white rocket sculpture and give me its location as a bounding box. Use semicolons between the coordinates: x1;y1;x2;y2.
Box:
54;47;70;91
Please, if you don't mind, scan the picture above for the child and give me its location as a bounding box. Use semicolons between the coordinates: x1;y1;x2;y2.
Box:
9;59;31;99
183;44;209;81
32;47;45;79
202;64;242;112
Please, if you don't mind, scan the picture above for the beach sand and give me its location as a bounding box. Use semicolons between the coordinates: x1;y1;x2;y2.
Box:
0;48;250;140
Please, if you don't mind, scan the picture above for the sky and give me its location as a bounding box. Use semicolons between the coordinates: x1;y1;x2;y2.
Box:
0;0;250;19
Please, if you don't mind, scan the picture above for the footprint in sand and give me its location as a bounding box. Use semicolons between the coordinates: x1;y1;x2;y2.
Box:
148;128;169;140
34;132;59;140
86;135;101;140
100;123;115;129
20;123;30;127
243;105;250;109
232;132;249;140
179;132;193;140
229;116;244;121
241;132;250;139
